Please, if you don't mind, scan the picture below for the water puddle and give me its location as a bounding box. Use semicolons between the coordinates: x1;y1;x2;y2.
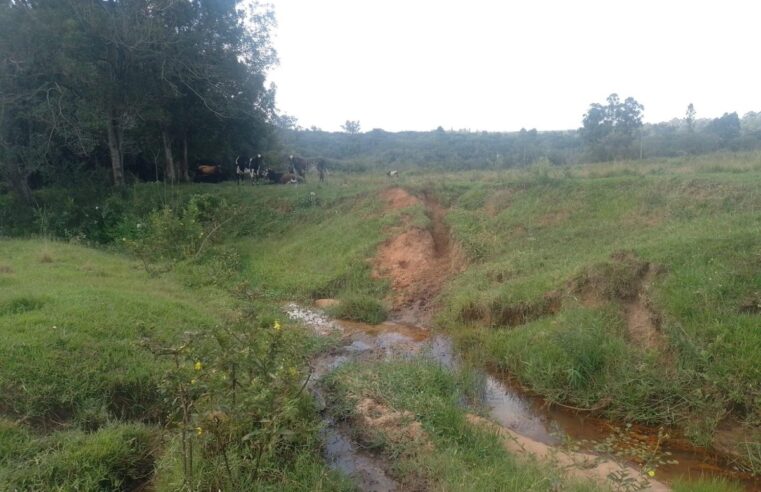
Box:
286;303;760;491
322;423;398;492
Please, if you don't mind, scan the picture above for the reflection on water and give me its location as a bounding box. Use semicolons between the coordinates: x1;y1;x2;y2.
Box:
291;305;760;491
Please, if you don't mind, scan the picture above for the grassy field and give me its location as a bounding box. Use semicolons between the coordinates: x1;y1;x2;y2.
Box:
0;238;352;490
0;179;400;490
422;153;761;454
1;150;760;490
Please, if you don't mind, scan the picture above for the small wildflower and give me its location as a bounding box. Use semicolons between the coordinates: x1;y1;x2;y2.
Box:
194;361;202;371
122;237;126;241
195;426;203;436
288;366;298;377
191;378;197;385
274;320;282;331
647;470;655;478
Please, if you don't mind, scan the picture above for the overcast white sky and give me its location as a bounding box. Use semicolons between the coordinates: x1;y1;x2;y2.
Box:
266;0;761;133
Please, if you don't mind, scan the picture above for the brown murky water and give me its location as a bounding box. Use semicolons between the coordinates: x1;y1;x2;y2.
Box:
286;303;760;491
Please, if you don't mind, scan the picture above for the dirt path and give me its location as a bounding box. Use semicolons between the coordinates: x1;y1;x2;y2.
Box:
373;188;464;324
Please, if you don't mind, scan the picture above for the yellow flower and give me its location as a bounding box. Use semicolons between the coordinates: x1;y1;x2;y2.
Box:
191;378;197;385
274;320;282;332
194;361;202;371
195;427;203;436
288;366;298;377
647;470;655;478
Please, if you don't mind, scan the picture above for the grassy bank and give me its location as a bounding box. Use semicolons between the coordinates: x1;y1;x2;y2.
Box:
0;238;351;490
426;154;761;456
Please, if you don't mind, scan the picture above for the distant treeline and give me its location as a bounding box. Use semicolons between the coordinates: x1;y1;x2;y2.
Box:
282;109;761;172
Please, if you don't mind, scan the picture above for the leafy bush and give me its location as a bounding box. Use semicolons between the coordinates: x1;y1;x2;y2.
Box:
148;317;328;490
127;194;234;274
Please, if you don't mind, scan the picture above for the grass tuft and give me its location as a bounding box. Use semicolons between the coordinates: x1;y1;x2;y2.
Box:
327;294;388;324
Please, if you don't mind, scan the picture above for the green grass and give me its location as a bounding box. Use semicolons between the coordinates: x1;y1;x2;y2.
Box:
0;420;155;490
324;358;604;491
0;239;347;490
0;239;232;423
427;155;761;450
234;182;391;302
327;294;388;324
2;152;760;489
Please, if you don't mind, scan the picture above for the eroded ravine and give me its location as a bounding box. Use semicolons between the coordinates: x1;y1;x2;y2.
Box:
287;188;759;491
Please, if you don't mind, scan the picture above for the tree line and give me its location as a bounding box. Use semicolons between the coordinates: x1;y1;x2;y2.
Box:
0;0;276;203
282;97;761;171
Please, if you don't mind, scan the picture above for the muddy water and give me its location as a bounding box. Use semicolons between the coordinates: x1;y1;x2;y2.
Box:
286;304;760;491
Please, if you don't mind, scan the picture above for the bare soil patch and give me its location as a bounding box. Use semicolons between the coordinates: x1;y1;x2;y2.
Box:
356;398;432;450
624;264;664;350
315;298;341;309
373;188;465;322
739;293;761;314
379;187;419;210
467;414;669;491
573;251;666;351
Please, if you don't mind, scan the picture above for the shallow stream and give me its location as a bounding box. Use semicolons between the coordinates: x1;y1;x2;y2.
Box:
285;303;760;491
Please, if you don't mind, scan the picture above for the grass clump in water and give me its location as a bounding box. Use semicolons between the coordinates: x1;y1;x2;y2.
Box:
328;294;388;324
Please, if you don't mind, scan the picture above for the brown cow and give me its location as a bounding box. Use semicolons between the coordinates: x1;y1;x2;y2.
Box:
195;163;223;182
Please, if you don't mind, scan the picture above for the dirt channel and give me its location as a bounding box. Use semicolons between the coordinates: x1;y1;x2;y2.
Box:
285;188;759;492
372;188;464;324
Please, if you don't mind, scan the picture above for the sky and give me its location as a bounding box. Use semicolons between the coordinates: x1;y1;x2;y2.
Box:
266;0;761;133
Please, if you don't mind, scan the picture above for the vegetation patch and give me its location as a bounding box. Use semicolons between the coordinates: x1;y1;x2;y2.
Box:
327;294;388;324
0;422;156;491
0;296;46;316
437;165;761;451
323;358;601;491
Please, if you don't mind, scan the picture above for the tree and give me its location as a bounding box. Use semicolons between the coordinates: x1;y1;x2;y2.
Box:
341;120;361;134
685;103;696;132
0;0;278;193
706;112;741;141
580;93;644;160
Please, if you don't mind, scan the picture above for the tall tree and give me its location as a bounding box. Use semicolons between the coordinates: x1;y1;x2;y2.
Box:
341;120;361;134
685;103;696;132
580;93;644;161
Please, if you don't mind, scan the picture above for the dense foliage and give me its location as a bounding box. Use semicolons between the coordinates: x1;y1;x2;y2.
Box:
0;0;276;199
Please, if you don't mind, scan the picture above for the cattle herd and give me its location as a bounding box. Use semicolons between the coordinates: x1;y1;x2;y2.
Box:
194;154;395;183
193;154;323;184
